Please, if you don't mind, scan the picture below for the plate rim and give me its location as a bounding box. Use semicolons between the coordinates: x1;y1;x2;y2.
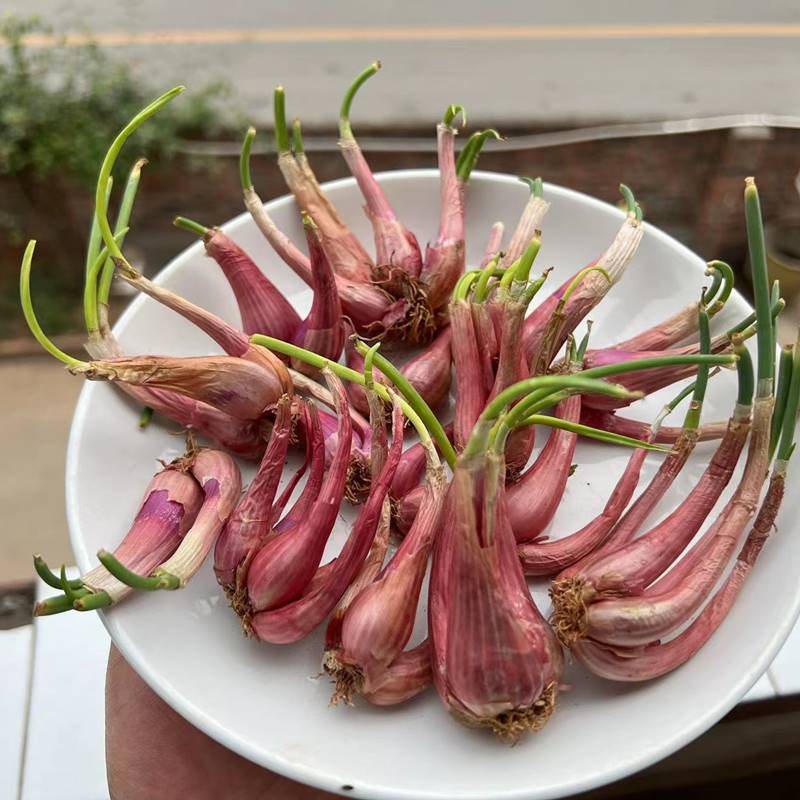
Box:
65;168;800;800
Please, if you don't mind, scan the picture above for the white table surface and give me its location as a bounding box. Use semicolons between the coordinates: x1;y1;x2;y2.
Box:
0;572;795;800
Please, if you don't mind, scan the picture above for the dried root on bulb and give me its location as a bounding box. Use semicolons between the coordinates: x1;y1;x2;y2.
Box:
323;652;366;707
452;684;558;745
549;577;593;647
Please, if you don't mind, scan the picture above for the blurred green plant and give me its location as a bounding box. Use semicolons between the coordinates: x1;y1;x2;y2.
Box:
0;15;232;184
0;15;237;338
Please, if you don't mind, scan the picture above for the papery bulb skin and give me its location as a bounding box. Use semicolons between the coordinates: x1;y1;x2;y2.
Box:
580;407;727;444
248;398;405;645
243;183;403;336
470;303;498;397
325;500;392;654
213;395;293;593
420;123;465;312
481;221;505;266
80;465;203;604
550;396;763;653
245;372;353;615
137;449;242;589
518;440;651;578
487;300;535;477
354;641;433;706
338;107;423;279
366;205;424;280
580;338;730;412
330;460;446;699
523;210;643;369
429;452;563;742
316;403;372;504
450;301;489;451
78;354;284;422
203;228;302;341
112;260;291;399
85;323;271;460
604;301;705;353
291;216;345;373
276;135;375;284
390;425;455;501
399;327;453;410
506;394;580;541
273;402;327;537
344;283;408;338
393;484;424;535
501;192;550;268
336;65;434;342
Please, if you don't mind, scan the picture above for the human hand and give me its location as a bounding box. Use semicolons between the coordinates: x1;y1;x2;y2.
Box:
106;645;339;799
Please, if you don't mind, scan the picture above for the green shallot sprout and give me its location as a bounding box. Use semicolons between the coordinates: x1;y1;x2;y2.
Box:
74;591;113;611
362;341;381;391
86;177;113;277
34;555;82;590
94;86;184;270
519;176;544;198
340;62;381;140
744;177;774;392
500;352;737;442
138;406;154;430
354;339;456;467
473;258;503;302
442;104;467;128
520;270;551;307
240;126;256;190
703;260;735;314
98;158;146;308
456;128;502;182
499;234;541;294
98;549;169;591
513;415;669;453
770;346;793;458
251;334;456;466
777;332;800;461
84;230;129;334
291;119;305;155
452;269;482;302
619;183;643;222
273;86;290;154
465;373;642;459
682;307;711;431
174;216;210;237
576;321;594;361
20;241;85;369
34;592;88;616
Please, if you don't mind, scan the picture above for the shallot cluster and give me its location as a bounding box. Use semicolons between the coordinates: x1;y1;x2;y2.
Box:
26;73;797;744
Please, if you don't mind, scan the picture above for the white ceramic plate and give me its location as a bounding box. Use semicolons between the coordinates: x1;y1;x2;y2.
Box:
66;171;800;800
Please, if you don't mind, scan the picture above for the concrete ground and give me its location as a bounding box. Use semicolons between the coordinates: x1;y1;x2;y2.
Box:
2;1;800;126
1;358;80;582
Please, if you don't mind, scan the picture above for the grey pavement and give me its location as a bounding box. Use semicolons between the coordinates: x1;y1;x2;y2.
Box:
1;358;80;583
2;1;799;127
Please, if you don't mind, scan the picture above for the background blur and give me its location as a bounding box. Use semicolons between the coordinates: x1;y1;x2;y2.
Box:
4;1;800;591
2;2;800;798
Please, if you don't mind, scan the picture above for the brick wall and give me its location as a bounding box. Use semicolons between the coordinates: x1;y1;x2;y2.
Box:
3;126;800;336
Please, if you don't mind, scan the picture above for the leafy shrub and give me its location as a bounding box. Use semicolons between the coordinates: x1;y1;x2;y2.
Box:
0;15;236;337
0;15;233;185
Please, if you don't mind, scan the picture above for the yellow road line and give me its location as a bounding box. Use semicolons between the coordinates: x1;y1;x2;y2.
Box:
16;23;800;48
